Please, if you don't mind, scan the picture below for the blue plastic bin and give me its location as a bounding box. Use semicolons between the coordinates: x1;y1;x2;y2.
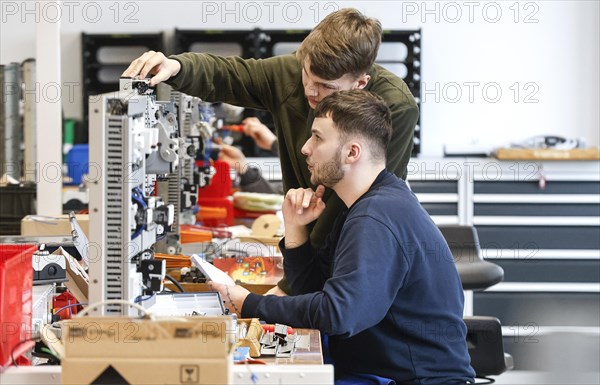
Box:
66;144;89;185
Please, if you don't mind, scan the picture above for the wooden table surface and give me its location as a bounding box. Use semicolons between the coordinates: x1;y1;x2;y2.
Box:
165;282;276;295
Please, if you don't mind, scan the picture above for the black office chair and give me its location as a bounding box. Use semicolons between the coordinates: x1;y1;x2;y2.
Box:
438;225;514;383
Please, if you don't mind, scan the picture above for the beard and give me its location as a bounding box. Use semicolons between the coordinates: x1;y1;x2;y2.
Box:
309;146;344;187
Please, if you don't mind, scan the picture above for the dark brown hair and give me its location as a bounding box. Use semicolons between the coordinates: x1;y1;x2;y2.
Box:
297;8;382;80
315;90;391;162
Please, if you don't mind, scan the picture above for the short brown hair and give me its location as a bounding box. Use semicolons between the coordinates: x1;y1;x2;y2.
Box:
297;8;382;80
315;90;391;162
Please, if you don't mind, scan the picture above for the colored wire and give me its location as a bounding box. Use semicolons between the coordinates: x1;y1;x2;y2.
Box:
134;294;154;303
131;187;148;239
54;302;86;318
38;347;60;363
165;273;185;293
10;338;37;367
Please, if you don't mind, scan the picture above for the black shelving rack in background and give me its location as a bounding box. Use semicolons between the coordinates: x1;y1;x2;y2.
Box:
81;33;164;140
380;30;422;156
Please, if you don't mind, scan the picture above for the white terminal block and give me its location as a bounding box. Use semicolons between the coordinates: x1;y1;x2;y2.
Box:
129;204;138;231
149;127;159;154
274;324;289;337
167;204;175;225
146;208;154;226
136;126;158;155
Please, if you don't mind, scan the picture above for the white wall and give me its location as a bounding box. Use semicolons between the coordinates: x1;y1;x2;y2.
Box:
1;0;598;156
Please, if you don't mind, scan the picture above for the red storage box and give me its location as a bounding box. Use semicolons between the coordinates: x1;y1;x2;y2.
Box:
197;197;234;227
0;244;36;367
197;160;232;198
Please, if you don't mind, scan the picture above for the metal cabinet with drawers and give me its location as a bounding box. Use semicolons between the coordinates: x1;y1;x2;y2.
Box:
408;158;600;371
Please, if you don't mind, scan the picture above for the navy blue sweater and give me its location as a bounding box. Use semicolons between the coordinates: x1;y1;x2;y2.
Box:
243;170;475;384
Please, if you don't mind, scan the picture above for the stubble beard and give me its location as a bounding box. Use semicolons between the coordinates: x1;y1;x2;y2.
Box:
309;146;344;188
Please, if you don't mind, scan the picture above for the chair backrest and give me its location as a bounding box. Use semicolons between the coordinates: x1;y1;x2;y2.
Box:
464;316;514;376
438;225;504;290
438;226;514;377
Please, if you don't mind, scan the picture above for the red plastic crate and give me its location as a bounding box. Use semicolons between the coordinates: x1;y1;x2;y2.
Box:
0;244;36;367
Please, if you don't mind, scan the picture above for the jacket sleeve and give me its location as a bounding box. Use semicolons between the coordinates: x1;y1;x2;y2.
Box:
367;65;419;181
242;217;409;337
239;167;277;194
387;101;419;180
166;53;290;111
278;235;334;296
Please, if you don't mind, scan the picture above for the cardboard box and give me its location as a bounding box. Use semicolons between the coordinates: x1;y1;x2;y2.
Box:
58;316;233;385
62;358;230;385
236;318;263;357
20;214;89;237
59;247;88;303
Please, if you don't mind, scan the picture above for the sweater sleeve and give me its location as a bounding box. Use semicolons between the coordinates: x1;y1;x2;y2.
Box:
242;217;409;337
166;53;289;112
278;237;333;296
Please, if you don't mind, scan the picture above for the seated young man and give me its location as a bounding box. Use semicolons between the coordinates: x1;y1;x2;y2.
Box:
210;90;475;385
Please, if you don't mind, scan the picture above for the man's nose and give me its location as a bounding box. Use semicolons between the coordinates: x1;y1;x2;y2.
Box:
305;81;317;95
301;140;310;155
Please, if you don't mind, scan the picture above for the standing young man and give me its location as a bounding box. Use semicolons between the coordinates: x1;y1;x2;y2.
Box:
209;90;475;384
123;8;419;293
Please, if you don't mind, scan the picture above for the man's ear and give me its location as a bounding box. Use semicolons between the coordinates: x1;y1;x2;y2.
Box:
355;74;371;90
345;142;362;164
